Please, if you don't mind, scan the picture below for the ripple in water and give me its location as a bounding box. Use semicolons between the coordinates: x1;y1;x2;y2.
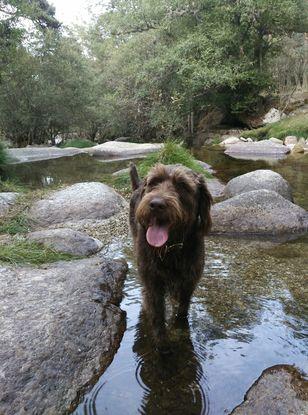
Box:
75;235;308;415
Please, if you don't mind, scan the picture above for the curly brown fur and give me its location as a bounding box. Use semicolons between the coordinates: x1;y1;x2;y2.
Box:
129;163;212;349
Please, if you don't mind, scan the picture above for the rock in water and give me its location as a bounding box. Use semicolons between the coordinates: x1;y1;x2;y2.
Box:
28;182;127;227
7;147;86;163
27;228;103;256
211;189;308;237
0;257;127;415
225;140;290;160
84;141;163;159
232;365;308;415
224;170;293;201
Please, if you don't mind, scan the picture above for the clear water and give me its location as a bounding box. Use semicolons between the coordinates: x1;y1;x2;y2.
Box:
5;148;308;414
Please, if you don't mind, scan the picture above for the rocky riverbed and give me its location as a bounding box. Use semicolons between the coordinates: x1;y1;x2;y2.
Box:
0;146;307;415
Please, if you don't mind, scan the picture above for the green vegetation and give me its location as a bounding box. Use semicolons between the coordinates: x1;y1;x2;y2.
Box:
112;140;212;192
61;138;96;149
0;240;76;265
0;178;26;193
0;142;8;172
0;214;30;235
0;189;47;235
242;114;308;140
0;1;307;145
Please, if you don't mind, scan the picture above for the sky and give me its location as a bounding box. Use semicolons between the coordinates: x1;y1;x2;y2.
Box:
50;0;103;26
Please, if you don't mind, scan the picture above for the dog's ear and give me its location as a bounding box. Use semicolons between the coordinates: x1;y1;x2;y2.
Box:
129;163;141;191
197;174;213;235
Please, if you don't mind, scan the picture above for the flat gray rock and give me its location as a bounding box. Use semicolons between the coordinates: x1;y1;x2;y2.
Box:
224;170;293;201
225;140;290;160
211;189;308;237
232;365;308;415
0;257;127;415
27;228;103;256
0;192;19;217
7;147;86;163
84;141;163;159
28;182;127;227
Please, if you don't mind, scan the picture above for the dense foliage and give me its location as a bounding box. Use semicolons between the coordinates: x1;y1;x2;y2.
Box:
0;0;307;146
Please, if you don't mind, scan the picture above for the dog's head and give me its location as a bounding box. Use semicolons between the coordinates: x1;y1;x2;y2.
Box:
135;163;212;247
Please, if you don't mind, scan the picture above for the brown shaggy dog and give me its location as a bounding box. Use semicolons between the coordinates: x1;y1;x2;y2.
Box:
129;163;212;348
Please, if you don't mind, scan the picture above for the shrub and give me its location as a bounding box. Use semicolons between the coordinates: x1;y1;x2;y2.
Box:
112;139;212;193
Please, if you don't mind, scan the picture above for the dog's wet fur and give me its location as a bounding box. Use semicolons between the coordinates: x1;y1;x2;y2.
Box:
129;163;212;349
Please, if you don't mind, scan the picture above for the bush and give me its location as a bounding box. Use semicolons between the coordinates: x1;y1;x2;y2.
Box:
61;138;96;148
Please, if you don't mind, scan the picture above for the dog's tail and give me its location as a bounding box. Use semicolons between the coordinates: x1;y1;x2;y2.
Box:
129;162;141;191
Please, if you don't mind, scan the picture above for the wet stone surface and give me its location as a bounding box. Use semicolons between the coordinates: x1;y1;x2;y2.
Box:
231;365;308;415
0;257;127;415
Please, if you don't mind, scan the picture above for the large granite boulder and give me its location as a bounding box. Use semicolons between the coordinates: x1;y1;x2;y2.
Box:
28;182;127;227
224;170;293;201
84;141;163;159
27;228;103;256
0;257;127;415
225;140;290;160
211;189;308;237
232;365;308;415
0;192;19;217
7;147;86;163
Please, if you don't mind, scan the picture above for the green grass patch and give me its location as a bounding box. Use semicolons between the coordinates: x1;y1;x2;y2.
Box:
111;139;213;193
0;189;47;235
0;240;76;265
0;214;30;235
0;178;27;193
61;138;96;148
242;113;308;140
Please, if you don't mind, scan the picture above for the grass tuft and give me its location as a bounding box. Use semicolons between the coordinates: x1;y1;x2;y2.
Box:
0;178;26;193
0;214;30;235
61;138;96;148
0;240;76;265
112;139;213;193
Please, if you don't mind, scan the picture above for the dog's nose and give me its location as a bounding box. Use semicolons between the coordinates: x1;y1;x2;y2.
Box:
149;197;166;210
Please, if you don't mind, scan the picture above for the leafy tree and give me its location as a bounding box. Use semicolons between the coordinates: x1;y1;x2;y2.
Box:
86;0;307;140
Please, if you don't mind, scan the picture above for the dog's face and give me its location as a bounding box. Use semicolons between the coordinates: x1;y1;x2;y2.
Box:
135;164;212;247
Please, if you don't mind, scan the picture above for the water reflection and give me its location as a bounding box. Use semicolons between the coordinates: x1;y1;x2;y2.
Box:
3;154;130;188
75;237;308;415
133;312;208;415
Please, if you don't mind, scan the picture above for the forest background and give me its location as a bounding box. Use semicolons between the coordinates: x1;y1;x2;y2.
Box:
0;0;307;147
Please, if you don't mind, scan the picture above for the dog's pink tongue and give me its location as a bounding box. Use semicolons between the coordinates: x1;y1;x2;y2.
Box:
146;225;169;247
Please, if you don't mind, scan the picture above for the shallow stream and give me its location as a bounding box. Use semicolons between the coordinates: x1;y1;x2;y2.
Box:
5;148;308;414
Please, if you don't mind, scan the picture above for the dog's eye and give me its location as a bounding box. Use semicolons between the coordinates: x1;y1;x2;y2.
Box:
147;178;162;188
174;180;192;193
